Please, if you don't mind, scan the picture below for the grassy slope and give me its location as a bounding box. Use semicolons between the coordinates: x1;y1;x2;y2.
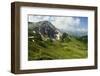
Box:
28;37;88;60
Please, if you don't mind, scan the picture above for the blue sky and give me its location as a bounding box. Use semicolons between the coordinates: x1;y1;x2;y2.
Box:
28;15;88;35
74;17;88;29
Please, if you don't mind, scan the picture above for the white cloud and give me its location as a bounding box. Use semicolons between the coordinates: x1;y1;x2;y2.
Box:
29;15;53;22
51;17;81;32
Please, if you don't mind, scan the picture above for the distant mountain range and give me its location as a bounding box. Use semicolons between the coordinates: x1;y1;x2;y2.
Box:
28;21;87;41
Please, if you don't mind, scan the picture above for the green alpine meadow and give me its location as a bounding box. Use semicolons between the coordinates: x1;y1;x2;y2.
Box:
28;15;88;60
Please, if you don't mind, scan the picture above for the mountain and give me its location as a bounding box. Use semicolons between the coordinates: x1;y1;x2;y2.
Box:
28;21;62;40
76;35;88;44
28;21;88;60
80;35;88;43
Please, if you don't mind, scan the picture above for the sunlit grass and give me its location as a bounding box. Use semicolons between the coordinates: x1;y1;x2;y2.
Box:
28;38;88;60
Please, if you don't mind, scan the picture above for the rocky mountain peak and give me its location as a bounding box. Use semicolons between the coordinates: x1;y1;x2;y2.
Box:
28;21;62;40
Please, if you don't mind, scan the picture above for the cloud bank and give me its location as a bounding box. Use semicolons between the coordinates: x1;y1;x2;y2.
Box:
28;15;88;36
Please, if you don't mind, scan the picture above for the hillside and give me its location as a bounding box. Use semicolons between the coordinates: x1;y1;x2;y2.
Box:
28;21;88;60
28;37;87;60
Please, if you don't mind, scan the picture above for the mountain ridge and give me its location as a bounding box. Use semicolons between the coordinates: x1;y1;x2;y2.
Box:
28;21;87;41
